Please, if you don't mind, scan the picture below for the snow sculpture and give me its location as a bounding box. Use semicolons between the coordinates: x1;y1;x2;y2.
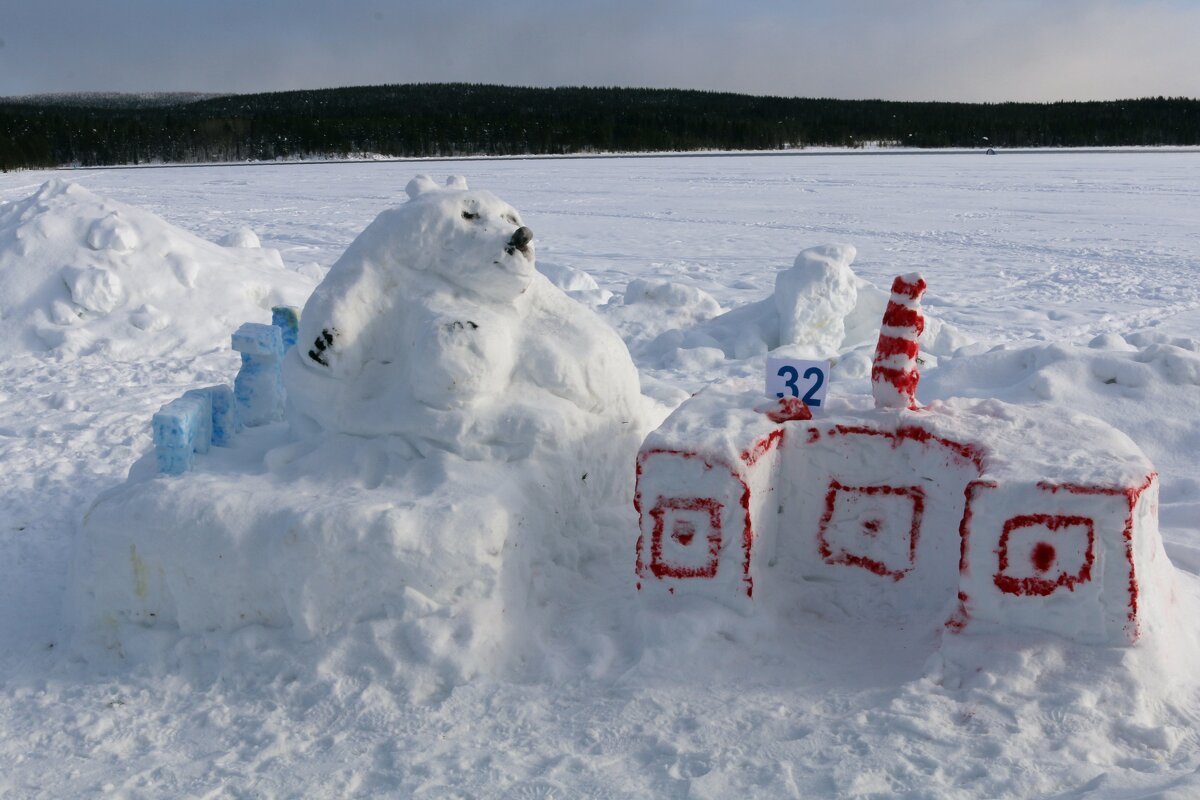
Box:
774;244;860;357
642;244;967;370
76;177;648;642
281;174;643;459
636;277;1175;645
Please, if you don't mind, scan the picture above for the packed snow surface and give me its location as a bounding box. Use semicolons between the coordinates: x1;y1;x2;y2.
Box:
2;152;1200;798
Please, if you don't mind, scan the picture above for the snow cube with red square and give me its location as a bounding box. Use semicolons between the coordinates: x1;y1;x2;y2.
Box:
817;481;924;580
957;476;1171;644
993;514;1094;596
648;497;724;579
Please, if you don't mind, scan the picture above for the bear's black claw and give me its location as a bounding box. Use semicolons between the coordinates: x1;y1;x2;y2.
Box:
308;327;337;366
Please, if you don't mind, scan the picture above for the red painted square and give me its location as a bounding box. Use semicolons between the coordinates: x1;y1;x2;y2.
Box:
649;497;724;579
817;480;924;580
994;514;1094;596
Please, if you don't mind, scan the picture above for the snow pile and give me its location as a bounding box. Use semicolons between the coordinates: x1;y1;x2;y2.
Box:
624;277;724;320
639;244;969;367
0;180;311;357
218;226;262;248
73;177;652;670
536;259;613;305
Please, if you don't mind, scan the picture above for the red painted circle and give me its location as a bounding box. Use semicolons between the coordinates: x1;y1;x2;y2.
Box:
1031;542;1057;573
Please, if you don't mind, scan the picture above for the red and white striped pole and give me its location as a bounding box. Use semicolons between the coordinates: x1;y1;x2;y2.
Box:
872;273;926;411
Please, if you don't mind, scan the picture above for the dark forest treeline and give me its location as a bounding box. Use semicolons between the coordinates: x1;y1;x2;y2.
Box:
2;84;1198;170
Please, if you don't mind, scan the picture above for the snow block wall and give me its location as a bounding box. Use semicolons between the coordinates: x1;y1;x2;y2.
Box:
151;305;296;474
636;282;1174;645
151;385;236;475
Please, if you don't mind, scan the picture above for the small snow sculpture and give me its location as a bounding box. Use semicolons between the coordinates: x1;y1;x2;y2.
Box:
872;274;926;410
774;244;860;357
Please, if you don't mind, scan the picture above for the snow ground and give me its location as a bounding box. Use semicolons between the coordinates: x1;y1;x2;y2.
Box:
1;152;1199;798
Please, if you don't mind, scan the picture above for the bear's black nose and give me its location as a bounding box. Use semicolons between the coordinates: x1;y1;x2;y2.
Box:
508;226;533;250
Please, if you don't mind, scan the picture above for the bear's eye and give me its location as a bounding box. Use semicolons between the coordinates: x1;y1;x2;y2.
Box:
462;211;479;221
503;213;518;225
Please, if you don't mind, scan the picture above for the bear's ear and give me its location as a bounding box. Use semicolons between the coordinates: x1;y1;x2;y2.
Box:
405;175;440;199
444;176;469;191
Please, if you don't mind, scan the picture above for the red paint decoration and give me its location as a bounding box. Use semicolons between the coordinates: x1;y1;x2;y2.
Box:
872;274;927;411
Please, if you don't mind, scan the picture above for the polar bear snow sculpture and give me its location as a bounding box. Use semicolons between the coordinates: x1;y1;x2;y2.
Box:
283;175;643;460
74;177;649;642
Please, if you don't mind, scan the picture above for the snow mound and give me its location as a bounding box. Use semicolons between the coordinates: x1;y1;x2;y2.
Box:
624;277;725;319
0;180;311;357
74;177;653;669
536;260;613;305
599;277;726;359
219;226;262;248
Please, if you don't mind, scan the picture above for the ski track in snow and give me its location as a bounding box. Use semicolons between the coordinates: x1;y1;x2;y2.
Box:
1;152;1199;798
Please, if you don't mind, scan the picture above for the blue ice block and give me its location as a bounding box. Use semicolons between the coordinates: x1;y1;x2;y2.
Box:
153;395;209;475
180;389;213;454
232;322;283;357
203;384;240;445
233;323;285;427
183;385;239;447
272;305;301;351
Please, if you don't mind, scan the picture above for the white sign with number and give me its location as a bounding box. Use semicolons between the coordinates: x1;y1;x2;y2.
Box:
766;358;830;411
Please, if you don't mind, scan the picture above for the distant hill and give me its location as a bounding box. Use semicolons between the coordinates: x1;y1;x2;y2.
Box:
3;92;220;109
2;84;1198;170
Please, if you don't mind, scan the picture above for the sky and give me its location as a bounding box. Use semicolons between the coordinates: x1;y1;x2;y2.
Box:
2;0;1199;102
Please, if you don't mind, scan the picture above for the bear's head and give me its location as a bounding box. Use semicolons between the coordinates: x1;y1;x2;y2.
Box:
390;175;536;303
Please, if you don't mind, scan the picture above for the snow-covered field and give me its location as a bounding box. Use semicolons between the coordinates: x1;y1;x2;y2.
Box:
1;152;1199;798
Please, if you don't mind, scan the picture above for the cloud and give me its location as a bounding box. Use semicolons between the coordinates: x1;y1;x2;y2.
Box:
1;0;1197;101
